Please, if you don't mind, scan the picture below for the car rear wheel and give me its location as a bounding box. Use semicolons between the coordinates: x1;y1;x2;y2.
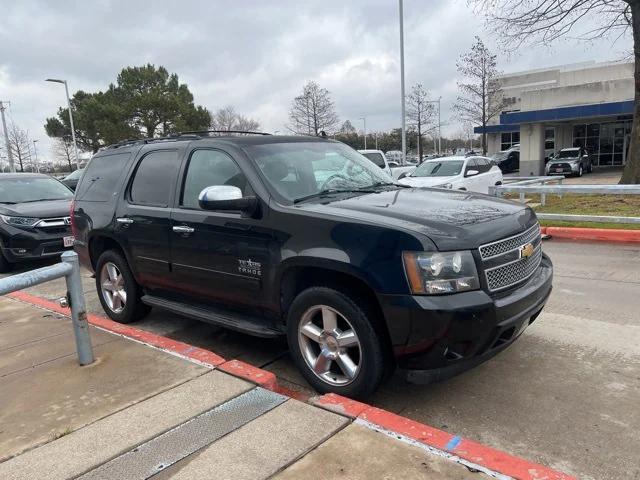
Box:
577;165;583;177
95;250;150;323
287;287;386;398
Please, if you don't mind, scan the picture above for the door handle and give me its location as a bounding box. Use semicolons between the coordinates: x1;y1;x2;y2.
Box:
173;225;195;234
116;217;134;225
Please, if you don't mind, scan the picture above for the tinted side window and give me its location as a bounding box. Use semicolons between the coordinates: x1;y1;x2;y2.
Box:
181;149;249;209
362;152;386;168
76;153;130;202
130;150;180;207
475;157;490;172
465;158;478;174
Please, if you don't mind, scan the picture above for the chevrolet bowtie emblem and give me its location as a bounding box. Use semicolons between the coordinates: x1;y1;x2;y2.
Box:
520;243;535;258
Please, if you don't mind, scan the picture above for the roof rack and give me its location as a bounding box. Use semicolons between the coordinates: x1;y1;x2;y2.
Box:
103;130;270;150
179;130;271;136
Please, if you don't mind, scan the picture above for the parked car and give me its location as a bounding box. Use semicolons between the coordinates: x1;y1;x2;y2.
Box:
0;173;75;272
61;168;84;191
358;149;415;180
397;156;503;194
491;147;519;173
73;134;552;398
545;147;592;177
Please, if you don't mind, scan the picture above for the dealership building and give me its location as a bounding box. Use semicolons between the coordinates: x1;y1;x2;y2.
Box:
476;61;634;175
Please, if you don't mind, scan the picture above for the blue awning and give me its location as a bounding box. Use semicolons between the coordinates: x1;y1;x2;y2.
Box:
474;100;634;134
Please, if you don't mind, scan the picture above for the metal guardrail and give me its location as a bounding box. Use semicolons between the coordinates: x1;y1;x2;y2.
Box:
500;176;564;205
0;251;94;365
489;183;640;225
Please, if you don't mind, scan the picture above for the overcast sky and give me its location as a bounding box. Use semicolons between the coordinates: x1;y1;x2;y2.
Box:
0;0;632;163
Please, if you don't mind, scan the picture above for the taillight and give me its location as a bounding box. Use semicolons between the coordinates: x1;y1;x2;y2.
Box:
70;199;77;238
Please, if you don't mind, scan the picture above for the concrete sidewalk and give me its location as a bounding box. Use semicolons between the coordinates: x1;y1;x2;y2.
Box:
0;296;487;480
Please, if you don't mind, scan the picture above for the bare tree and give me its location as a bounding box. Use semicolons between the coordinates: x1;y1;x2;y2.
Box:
288;81;340;135
210;106;261;132
468;0;639;182
2;123;32;172
406;84;435;160
453;37;506;155
54;136;75;172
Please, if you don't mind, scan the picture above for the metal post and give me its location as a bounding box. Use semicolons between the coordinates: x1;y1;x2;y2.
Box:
360;117;367;149
0;101;15;173
398;0;406;165
63;81;81;169
437;96;442;155
61;251;94;365
375;132;378;150
33;139;39;173
540;192;546;206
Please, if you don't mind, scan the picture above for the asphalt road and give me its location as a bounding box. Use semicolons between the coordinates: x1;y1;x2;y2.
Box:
2;239;639;480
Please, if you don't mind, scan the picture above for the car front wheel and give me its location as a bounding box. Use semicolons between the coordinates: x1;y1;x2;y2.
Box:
287;287;386;398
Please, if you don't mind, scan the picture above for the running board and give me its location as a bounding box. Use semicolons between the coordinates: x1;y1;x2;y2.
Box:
141;295;284;338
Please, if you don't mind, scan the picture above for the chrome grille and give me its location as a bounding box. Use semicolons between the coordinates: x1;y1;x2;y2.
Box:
485;246;542;292
479;224;540;260
479;223;543;292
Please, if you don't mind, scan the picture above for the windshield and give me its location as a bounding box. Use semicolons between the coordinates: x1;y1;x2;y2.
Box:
557;150;580;159
411;160;464;177
0;176;73;203
491;152;509;161
64;169;83;180
361;152;386;168
244;142;395;203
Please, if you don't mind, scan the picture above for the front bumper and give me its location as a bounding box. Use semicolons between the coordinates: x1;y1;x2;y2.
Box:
379;253;553;383
0;225;73;263
546;163;579;175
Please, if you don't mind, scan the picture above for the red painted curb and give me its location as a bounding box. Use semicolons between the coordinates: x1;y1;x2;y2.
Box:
7;291;226;367
218;359;278;390
312;394;576;480
8;291;574;480
540;225;640;243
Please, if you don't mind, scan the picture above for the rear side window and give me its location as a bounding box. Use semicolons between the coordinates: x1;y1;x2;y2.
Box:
76;153;130;202
361;152;386;168
130;150;180;207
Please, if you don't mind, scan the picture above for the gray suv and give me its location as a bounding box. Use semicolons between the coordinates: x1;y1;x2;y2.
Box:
546;147;592;177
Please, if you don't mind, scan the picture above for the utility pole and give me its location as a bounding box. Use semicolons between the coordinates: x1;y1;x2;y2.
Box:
0;101;15;173
398;0;406;165
33;140;39;173
437;96;442;155
360;117;367;149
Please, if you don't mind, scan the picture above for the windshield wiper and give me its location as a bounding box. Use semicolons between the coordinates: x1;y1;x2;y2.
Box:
20;198;68;203
0;201;17;204
294;189;375;204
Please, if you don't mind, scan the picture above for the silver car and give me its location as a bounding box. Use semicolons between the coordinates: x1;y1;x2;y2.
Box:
546;147;592;177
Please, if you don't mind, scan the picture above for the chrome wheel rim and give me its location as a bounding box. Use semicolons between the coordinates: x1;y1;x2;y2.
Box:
100;262;127;313
298;305;362;386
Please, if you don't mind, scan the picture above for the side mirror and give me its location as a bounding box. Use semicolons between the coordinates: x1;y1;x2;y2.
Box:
198;186;258;216
465;169;479;177
398;172;408;180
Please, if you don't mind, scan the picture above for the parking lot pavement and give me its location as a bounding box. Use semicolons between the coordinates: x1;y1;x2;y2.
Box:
2;239;639;479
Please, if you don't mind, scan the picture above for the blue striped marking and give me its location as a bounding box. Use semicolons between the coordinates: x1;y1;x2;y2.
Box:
445;435;462;451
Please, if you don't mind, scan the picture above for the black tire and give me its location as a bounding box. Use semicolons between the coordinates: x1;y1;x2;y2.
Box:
0;250;12;273
577;165;583;177
286;287;386;398
95;250;150;323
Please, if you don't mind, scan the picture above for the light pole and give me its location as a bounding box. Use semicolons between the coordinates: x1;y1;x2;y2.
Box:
398;0;406;164
426;97;442;155
0;101;15;172
46;79;80;169
375;132;378;150
359;117;367;149
32;140;39;173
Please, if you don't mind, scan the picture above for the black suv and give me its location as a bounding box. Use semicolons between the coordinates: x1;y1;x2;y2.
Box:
73;133;553;398
1;173;75;272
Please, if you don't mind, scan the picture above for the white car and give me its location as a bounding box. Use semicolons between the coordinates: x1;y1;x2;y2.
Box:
397;156;503;194
358;149;416;180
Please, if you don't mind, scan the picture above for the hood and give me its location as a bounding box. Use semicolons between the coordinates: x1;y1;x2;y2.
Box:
398;175;456;188
296;188;537;251
548;157;578;164
0;199;72;218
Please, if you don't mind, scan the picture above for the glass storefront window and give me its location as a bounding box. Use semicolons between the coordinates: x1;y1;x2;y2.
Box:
571;120;630;167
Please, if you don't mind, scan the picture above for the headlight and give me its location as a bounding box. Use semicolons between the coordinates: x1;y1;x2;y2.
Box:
0;215;40;227
403;250;480;295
